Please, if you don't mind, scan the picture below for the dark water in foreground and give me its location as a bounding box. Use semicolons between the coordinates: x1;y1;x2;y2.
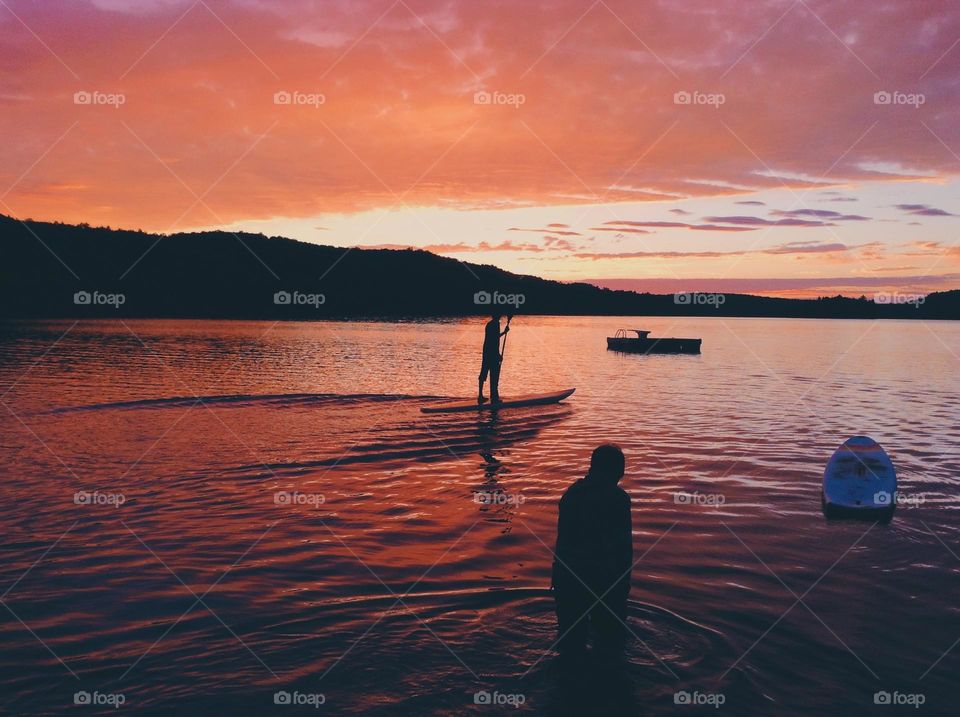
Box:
0;316;958;716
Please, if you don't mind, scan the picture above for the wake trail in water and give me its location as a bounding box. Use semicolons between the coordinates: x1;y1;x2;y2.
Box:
214;407;573;474
282;586;723;636
40;392;446;415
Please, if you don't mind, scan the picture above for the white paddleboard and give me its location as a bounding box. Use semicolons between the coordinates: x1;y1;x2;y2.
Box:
420;388;575;414
822;435;896;518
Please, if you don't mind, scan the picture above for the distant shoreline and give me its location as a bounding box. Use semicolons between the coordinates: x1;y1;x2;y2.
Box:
2;213;958;321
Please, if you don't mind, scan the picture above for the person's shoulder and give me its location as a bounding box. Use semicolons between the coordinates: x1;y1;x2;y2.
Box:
560;478;584;496
613;484;631;504
560;478;588;501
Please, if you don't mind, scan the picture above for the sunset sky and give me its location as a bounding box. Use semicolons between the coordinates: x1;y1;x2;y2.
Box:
1;0;959;296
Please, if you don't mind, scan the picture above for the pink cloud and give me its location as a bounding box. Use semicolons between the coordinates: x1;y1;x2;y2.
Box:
0;0;958;232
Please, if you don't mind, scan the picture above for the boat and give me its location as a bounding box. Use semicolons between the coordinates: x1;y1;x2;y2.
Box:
606;329;702;354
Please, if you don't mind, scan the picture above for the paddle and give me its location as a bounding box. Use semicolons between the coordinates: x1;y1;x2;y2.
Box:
500;314;513;364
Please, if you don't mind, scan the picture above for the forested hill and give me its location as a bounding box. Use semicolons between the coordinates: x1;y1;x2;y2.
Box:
1;213;957;320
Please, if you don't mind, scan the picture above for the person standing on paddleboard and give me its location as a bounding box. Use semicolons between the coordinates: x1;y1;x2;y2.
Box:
552;444;633;654
478;313;509;404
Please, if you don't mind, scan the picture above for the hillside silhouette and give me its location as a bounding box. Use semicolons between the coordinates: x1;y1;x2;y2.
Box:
1;213;957;320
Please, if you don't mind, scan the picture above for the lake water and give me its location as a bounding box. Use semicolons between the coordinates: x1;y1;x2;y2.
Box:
0;316;958;716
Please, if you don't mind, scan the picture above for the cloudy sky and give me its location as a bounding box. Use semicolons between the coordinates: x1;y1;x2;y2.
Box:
1;0;959;296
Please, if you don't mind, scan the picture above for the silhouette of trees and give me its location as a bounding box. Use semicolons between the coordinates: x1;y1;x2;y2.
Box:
1;213;956;320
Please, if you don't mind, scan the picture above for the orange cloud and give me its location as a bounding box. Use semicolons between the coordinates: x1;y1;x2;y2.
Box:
1;0;958;233
0;0;958;297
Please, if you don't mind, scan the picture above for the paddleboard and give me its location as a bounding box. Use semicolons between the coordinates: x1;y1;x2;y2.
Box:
821;435;896;520
421;388;575;414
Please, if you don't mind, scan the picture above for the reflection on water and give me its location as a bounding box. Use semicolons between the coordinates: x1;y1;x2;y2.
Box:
0;316;959;716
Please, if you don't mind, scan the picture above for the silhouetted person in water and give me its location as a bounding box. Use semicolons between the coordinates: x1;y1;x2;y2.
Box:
552;444;632;653
478;314;508;404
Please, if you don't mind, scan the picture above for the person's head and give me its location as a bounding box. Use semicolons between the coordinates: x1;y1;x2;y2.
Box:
589;444;625;483
491;313;502;322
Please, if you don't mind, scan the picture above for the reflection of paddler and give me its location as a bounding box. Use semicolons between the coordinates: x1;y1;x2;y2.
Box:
477;314;510;404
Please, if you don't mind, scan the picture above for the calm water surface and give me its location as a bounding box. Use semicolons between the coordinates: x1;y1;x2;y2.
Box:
0;316;958;716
